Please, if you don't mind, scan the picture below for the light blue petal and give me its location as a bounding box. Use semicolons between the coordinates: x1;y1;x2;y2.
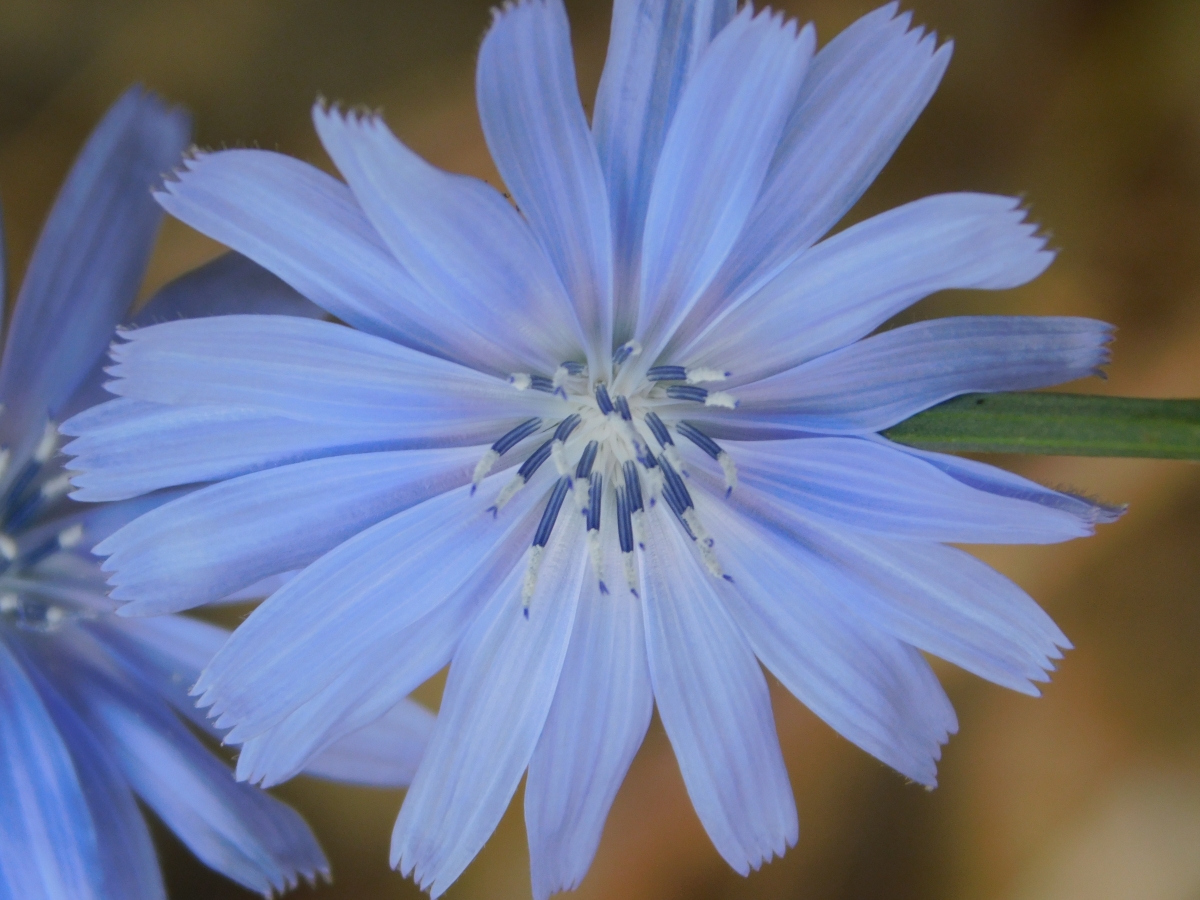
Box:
882;437;1125;525
58;251;325;424
716;436;1091;543
301;698;435;788
693;316;1112;436
391;511;588;897
154;149;511;374
628;9;813;379
234;588;469;788
695;4;952;321
691;483;956;786
720;472;1070;694
105;314;560;432
0;639;101;900
592;0;735;341
69;661;328;895
639;505;797;875
85;615;227;735
63;398;415;502
477;0;613;377
194;470;547;744
96;446;484;614
676;194;1054;382
312;106;583;374
525;516;653;900
34;680;165;900
0;88;188;478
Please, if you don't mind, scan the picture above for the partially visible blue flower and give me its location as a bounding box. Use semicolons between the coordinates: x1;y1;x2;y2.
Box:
66;4;1120;898
0;88;433;899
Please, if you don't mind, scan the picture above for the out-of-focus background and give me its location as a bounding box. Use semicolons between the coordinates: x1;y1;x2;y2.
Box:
3;0;1200;898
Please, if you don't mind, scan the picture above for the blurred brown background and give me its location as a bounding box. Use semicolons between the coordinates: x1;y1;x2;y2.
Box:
3;0;1200;898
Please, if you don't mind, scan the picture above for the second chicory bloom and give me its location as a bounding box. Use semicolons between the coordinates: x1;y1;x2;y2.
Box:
1;88;432;899
66;3;1119;898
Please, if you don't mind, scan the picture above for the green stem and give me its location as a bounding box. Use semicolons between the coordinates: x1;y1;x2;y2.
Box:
882;393;1200;459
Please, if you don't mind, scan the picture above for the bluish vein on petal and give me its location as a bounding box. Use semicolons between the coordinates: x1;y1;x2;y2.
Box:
154;149;517;375
0;640;101;900
693;486;955;786
312;106;584;373
675;193;1054;381
301;698;435;789
0;87;189;481
195;469;548;744
391;511;587;897
628;9;812;383
639;506;797;875
691;316;1113;436
96;446;485;615
592;0;736;342
693;4;952;323
525;515;653;900
477;0;613;378
104;314;561;433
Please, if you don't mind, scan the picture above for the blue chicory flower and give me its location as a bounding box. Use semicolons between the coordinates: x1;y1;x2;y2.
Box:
0;88;433;899
64;4;1120;898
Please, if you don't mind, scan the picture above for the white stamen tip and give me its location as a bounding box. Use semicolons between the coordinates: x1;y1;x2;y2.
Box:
473;449;500;486
34;421;59;463
586;529;604;583
509;373;533;391
0;593;17;614
704;391;738;409
0;448;11;481
57;524;84;550
40;473;72;500
664;445;685;473
0;534;17;561
551;441;571;476
492;475;525;513
622;551;639;595
686;367;728;384
718;452;738;493
522;545;545;610
45;606;67;627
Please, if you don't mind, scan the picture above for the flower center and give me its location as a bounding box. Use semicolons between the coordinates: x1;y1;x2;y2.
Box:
475;348;740;615
0;421;85;632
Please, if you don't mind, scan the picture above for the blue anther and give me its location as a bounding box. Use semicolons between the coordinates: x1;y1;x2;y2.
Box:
3;459;42;519
616;488;634;553
518;439;554;481
533;477;572;547
643;411;673;447
561;361;586;376
675;422;722;460
529;375;556;393
575;441;599;479
594;384;615;416
492;418;542;456
665;385;708;403
586;473;603;532
554;413;581;442
613;395;632;421
659;456;694;511
647;365;687;381
622;460;644;512
612;343;637;366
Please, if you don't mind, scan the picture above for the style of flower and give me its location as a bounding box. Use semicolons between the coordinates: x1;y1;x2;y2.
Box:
66;4;1119;898
0;88;432;899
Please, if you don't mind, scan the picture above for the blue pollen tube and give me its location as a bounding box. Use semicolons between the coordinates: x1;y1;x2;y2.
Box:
533;476;572;547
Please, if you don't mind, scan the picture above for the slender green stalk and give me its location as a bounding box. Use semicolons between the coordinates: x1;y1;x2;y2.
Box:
883;393;1200;459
